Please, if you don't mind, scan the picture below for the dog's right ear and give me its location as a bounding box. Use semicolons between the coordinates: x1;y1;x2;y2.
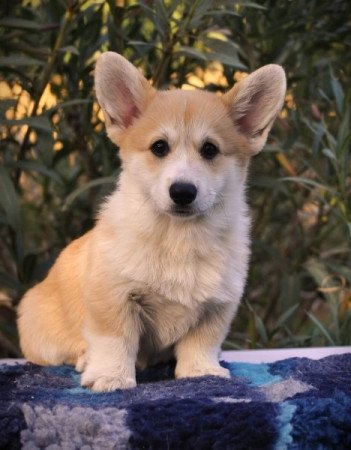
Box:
95;52;155;142
222;65;286;155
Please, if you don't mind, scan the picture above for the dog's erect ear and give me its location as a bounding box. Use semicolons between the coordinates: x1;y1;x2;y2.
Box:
223;65;286;154
95;52;155;140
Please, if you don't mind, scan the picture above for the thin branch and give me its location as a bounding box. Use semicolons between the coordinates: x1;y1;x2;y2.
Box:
15;6;75;185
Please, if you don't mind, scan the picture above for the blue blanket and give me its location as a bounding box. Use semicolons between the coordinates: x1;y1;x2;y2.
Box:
1;354;350;449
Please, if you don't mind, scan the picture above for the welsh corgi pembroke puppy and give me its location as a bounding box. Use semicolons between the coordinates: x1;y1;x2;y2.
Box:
18;52;286;392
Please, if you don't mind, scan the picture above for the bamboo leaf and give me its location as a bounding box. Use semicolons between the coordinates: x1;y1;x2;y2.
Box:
254;314;268;344
6;161;63;185
0;99;17;118
187;0;213;29
201;36;247;69
178;46;208;62
330;72;344;116
311;122;325;154
0;17;45;31
203;50;247;70
0;271;22;292
128;40;158;53
306;312;336;346
0;167;22;231
204;10;241;18
337;102;350;158
304;259;338;304
63;177;116;209
322;148;337;161
3;116;52;133
59;45;80;55
275;303;300;329
235;1;267;10
281;177;336;193
0;56;45;67
178;46;247;69
0;211;8;226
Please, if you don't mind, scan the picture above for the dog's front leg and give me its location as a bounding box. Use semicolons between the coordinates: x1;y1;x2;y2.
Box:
175;302;236;380
80;296;140;392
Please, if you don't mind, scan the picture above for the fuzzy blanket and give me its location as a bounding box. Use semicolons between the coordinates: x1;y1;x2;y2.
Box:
1;354;351;449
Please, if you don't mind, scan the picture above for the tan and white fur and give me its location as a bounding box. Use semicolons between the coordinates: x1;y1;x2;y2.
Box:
17;52;286;392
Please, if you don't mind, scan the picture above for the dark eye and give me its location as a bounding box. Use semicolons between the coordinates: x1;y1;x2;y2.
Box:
150;140;169;157
200;141;219;160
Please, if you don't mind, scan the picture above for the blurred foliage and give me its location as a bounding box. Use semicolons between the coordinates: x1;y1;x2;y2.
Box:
0;0;350;357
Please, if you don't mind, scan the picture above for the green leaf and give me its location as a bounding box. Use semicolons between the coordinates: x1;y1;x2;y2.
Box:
275;304;299;329
0;99;17;119
201;36;247;69
311;122;325;154
6;161;63;185
59;45;80;56
282;325;299;347
139;0;168;40
187;0;213;29
178;46;207;62
0;167;22;231
235;1;267;10
0;17;44;31
21;253;37;284
337;101;350;158
204;50;246;69
154;0;169;34
204;10;241;18
202;36;239;54
178;45;247;70
330;73;344;116
281;177;336;193
306;312;336;346
0;56;45;67
325;262;351;285
3;116;52;133
63;177;116;209
304;259;338;304
0;210;8;226
128;40;158;53
0;271;22;292
254;314;268;344
322;148;337;161
47;99;92;113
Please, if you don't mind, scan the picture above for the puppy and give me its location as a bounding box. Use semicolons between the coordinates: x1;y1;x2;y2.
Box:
17;52;286;392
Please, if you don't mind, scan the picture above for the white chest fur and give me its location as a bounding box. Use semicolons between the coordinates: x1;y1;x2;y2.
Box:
93;179;250;361
99;192;248;303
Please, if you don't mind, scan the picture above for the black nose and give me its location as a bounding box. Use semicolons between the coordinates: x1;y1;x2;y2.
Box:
169;182;197;206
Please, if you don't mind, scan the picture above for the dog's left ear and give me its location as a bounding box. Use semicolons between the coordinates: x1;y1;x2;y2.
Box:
223;65;286;154
95;52;155;143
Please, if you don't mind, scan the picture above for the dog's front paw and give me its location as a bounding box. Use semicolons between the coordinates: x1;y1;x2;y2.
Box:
75;352;87;373
81;367;136;392
176;364;230;379
85;375;136;392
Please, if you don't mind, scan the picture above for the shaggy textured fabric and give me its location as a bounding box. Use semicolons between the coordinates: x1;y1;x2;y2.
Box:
1;354;350;449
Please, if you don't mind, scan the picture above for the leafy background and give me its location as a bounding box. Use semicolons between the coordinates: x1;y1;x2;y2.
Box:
0;0;350;357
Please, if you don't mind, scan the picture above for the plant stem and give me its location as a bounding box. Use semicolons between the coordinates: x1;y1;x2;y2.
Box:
152;0;202;88
15;6;75;185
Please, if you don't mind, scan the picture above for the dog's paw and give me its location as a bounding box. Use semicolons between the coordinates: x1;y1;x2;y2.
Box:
75;353;87;373
81;367;136;392
85;375;136;392
175;364;230;379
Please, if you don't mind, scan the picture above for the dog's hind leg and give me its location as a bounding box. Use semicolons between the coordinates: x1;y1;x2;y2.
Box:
17;286;85;367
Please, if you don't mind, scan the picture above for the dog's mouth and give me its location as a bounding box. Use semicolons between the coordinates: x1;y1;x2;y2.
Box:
168;206;199;218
